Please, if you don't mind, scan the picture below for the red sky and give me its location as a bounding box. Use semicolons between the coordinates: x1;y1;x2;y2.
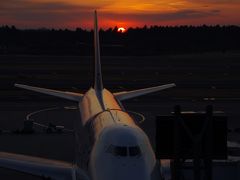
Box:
0;0;240;29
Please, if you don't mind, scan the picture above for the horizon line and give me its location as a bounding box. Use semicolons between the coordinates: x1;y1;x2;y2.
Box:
1;24;240;31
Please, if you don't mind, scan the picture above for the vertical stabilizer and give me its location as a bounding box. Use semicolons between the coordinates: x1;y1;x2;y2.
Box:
94;10;103;91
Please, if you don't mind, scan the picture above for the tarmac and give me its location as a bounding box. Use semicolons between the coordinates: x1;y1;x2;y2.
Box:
0;52;240;179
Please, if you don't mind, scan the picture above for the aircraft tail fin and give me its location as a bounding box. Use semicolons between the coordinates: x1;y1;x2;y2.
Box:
93;10;103;91
114;83;176;101
15;84;83;101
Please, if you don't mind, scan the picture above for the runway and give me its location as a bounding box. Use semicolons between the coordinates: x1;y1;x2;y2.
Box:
0;52;240;179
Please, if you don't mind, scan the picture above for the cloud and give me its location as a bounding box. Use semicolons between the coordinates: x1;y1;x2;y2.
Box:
103;9;221;22
186;0;240;4
161;9;221;20
0;0;236;28
0;0;99;28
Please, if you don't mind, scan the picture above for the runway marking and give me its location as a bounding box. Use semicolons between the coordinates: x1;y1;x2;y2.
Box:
25;106;77;133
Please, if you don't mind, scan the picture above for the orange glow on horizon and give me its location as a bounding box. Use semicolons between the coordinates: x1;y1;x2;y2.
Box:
0;0;240;29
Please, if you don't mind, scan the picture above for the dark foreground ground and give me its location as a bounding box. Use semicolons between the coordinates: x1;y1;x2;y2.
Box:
0;52;240;179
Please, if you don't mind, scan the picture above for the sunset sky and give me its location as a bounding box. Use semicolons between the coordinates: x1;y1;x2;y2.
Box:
0;0;240;29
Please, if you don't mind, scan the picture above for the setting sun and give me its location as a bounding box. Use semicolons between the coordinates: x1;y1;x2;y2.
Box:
117;27;126;33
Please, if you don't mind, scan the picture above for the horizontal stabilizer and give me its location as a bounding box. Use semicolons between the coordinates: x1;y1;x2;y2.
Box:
0;152;89;180
114;83;176;101
15;84;83;102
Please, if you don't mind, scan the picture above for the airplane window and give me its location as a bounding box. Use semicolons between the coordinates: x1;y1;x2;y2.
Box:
107;145;127;156
107;145;141;157
114;146;127;156
129;146;141;156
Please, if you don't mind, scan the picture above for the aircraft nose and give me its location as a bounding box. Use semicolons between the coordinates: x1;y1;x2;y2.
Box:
116;171;149;180
114;162;150;180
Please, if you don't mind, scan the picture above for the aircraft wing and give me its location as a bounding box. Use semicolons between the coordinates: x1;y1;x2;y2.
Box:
0;152;73;179
0;152;89;180
15;84;83;102
114;83;176;101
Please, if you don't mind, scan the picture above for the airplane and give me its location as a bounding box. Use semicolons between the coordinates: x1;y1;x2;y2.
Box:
0;11;175;180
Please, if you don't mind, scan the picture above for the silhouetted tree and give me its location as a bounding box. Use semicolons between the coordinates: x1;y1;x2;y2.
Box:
0;25;239;55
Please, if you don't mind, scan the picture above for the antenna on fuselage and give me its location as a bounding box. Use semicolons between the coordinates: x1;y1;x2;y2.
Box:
94;10;103;91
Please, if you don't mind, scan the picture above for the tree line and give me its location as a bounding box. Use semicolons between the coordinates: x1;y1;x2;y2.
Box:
0;25;239;55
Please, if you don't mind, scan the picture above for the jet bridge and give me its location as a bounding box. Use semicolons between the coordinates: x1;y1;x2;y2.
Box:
155;105;228;180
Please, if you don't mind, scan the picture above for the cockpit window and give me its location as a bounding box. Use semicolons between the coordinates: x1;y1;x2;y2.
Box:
106;145;141;157
114;146;127;156
129;146;141;156
107;145;127;156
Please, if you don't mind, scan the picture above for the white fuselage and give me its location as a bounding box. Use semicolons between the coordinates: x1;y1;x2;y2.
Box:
79;88;161;180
